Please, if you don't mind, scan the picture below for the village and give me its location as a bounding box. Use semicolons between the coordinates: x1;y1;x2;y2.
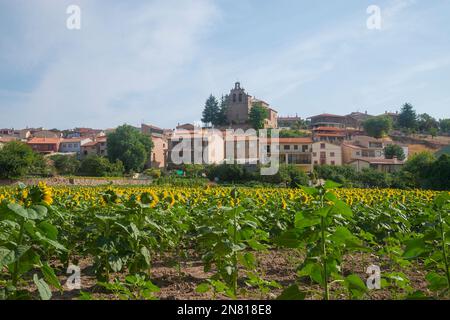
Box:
1;82;449;180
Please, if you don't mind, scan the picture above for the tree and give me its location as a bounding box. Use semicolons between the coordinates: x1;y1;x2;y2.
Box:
397;103;418;130
216;96;228;126
362;116;392;139
384;144;405;161
417;113;438;133
107;124;153;173
201;95;220;127
249;102;269;130
402;151;435;187
426;154;450;190
439;118;450;134
78;155;124;177
279;129;311;138
50;154;80;175
0;141;36;179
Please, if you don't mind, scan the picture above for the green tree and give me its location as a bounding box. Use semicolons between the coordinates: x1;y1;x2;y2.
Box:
107;124;153;173
439;118;450;134
402;151;435;187
279;129;310;138
49;154;80;175
398;103;418;130
249;102;269;130
0;141;36;179
201;95;220;127
215;96;228;126
426;154;450;190
362;116;392;139
384;144;406;161
78;155;124;177
417;113;439;133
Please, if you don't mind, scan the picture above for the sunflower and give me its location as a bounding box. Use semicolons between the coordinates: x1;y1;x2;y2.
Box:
38;182;53;205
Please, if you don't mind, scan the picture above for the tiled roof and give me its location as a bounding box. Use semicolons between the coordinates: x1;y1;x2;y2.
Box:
313;127;346;131
308;113;345;119
27;138;60;144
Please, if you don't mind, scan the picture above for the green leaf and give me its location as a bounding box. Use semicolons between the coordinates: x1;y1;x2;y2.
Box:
7;203;29;219
345;274;367;299
38;221;58;240
140;246;151;266
323;180;341;189
41;263;62;291
295;213;321;229
0;247;15;268
33;274;52;300
425;272;448;292
313;206;331;218
275;229;303;248
276;284;306;300
402;238;427;259
195;283;210;293
246;239;266;251
300;186;319;196
108;256;123;272
331;200;353;218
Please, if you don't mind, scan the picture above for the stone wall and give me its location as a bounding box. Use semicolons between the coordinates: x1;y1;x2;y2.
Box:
0;177;153;186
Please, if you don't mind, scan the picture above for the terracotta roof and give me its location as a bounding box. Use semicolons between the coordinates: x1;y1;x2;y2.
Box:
0;136;18;143
315;133;346;137
82;141;97;147
308;113;345;119
313;127;346;132
27;138;60;144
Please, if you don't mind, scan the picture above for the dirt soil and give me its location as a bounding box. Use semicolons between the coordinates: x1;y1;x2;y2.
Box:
29;249;436;300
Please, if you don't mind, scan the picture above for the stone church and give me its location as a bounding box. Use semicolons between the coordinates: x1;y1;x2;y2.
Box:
224;82;278;129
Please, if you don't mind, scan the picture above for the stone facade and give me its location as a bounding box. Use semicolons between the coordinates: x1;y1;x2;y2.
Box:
224;82;278;129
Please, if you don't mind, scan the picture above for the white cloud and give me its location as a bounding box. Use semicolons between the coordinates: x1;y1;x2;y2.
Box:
1;0;218;128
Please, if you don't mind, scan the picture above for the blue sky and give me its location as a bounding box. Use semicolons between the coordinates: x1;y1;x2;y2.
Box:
1;0;449;129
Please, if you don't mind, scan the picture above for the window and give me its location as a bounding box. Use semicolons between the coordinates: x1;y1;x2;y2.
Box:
294;145;299;150
238;93;242;102
233;94;236;102
331;161;335;165
313;152;317;157
302;145;309;152
283;145;290;150
314;160;318;165
356;151;361;156
330;152;335;157
320;143;325;149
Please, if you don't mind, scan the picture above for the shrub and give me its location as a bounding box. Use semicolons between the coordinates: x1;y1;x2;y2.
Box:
144;168;162;179
78;155;124;177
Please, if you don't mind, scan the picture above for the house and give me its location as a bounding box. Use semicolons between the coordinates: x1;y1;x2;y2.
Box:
266;137;313;172
311;142;342;166
0;136;19;149
142;124;168;169
32;129;61;139
342;135;408;163
167;129;225;168
349;157;404;173
80;136;107;158
59;138;92;157
277;115;303;129
312;127;347;143
27;137;61;154
224;82;278;129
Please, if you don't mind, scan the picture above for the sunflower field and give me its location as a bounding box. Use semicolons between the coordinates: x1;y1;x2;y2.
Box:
0;182;449;300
